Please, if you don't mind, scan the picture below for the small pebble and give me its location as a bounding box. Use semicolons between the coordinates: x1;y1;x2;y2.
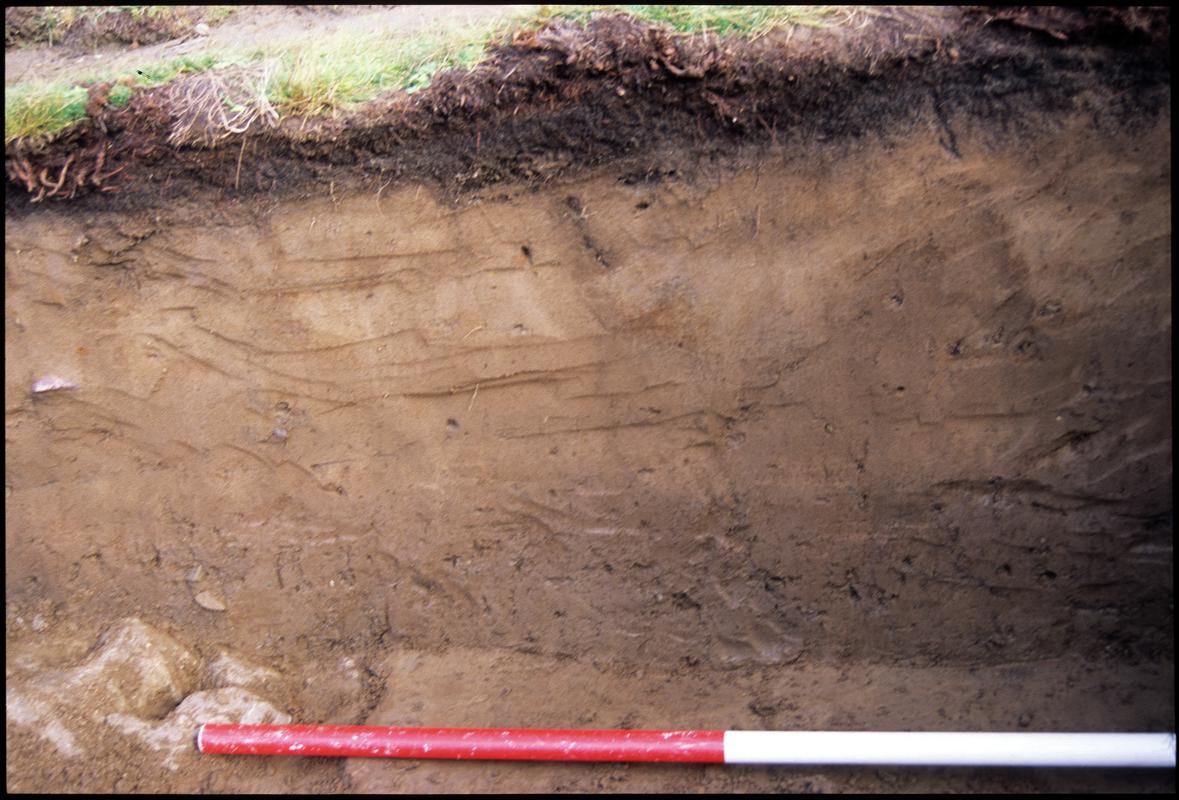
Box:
194;590;227;612
32;375;76;393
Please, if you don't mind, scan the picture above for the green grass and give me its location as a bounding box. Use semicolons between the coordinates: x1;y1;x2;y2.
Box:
539;5;854;36
5;5;855;144
264;9;534;117
133;53;223;85
4;84;88;142
107;83;133;108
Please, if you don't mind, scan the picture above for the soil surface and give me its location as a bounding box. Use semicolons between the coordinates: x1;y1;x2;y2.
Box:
5;5;1174;794
4;5;229;52
4;6;1171;210
3;6;507;87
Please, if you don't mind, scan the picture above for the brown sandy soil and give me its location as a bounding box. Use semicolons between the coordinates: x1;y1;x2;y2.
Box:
5;6;1174;795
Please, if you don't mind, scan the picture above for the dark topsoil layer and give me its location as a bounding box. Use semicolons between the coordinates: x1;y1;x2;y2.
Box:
4;6;1171;216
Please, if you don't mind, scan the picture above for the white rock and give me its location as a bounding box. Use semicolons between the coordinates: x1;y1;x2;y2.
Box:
194;590;227;612
43;618;200;718
174;687;292;726
8;620;293;771
32;375;76;393
106;712;189;769
109;687;291;770
207;652;283;693
6;618;200;758
7;687;82;757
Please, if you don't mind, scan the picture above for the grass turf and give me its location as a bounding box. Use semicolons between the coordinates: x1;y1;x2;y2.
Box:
5;5;856;144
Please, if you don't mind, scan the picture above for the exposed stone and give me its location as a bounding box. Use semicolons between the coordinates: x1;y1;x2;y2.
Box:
45;617;199;719
6;687;83;757
174;687;292;726
207;651;285;694
6;618;201;758
193;590;227;612
108;688;292;770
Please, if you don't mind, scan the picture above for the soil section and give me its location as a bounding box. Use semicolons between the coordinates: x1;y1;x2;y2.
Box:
4;8;1171;210
6;113;1173;792
5;5;1174;795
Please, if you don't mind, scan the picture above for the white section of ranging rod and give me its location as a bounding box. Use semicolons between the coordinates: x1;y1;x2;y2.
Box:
722;731;1177;767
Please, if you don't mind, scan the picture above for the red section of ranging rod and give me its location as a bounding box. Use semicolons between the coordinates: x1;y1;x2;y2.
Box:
198;724;726;763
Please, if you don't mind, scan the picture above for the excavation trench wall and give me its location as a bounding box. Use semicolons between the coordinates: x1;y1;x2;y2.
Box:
7;113;1173;662
4;114;1174;791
